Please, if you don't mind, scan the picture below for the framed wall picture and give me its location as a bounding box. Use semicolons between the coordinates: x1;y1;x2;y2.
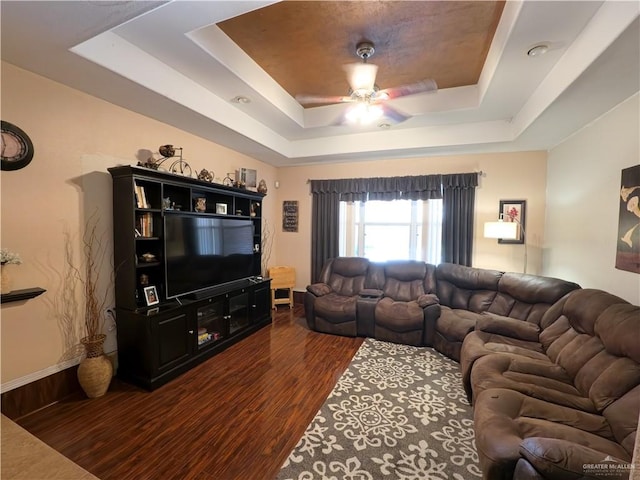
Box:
498;200;526;244
143;285;159;306
616;164;640;273
282;200;298;232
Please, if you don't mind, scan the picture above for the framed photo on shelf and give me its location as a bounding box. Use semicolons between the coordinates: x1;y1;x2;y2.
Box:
498;200;526;244
143;285;159;306
216;203;227;214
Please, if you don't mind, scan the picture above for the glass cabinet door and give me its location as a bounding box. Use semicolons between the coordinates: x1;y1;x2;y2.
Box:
228;291;249;335
196;297;226;349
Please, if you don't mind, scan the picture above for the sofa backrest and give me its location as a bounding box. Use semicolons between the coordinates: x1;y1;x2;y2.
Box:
435;263;502;313
435;263;581;323
376;260;436;301
319;257;370;296
540;289;640;414
490;273;581;324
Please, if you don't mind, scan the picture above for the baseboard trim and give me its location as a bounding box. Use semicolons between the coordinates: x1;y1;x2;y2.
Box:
1;363;82;420
1;350;117;420
1;357;81;394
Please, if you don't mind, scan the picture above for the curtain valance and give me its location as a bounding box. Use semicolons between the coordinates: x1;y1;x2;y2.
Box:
310;174;443;202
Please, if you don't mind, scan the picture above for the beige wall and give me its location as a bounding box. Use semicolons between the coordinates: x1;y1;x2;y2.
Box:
0;62;277;387
545;93;640;304
272;151;548;290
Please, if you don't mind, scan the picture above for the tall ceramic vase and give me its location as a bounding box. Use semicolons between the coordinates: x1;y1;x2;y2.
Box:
77;334;113;398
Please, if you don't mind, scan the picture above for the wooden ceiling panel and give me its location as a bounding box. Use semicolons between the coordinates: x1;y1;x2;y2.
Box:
218;1;505;103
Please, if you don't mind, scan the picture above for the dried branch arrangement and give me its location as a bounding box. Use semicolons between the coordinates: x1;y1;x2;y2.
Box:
261;218;274;277
65;211;110;340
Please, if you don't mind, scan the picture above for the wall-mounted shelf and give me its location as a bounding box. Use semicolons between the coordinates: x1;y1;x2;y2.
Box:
1;287;46;304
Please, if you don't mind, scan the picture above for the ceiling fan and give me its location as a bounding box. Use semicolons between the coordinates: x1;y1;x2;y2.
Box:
295;41;438;125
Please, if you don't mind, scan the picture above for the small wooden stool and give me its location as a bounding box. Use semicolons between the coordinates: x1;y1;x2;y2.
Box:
268;266;295;309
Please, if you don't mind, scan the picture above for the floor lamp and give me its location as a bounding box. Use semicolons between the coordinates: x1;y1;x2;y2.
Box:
484;215;527;273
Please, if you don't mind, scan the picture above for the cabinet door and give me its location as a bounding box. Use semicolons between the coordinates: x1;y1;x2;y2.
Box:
196;296;226;350
154;313;191;373
228;290;249;336
251;283;271;324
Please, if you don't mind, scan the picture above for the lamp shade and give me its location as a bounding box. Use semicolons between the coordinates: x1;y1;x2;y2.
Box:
484;220;518;240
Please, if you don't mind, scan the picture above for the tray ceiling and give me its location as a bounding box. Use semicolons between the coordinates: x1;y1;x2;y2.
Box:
1;1;638;166
217;1;504;100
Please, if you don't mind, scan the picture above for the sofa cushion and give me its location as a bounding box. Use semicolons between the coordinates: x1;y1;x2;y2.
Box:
539;290;639;412
436;306;479;342
435;263;501;312
519;438;630;480
490;273;581;324
314;293;357;324
474;388;631;480
380;260;431;301
477;312;541;342
321;257;369;296
375;297;424;333
471;354;597;412
603;385;640;456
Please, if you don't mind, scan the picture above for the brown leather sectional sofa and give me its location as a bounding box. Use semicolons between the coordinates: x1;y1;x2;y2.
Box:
305;257;639;479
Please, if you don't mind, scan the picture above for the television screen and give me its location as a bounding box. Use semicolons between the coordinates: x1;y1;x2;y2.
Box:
164;214;255;299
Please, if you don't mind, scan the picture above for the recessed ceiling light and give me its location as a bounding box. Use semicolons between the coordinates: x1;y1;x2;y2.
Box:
527;44;549;57
231;96;251;104
378;123;391;129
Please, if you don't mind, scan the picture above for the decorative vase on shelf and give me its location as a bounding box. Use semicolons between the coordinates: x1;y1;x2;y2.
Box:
77;333;113;398
1;264;12;294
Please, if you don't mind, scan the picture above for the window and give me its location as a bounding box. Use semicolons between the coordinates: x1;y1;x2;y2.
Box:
339;199;442;264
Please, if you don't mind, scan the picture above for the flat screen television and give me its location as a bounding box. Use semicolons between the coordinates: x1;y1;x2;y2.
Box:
164;214;255;299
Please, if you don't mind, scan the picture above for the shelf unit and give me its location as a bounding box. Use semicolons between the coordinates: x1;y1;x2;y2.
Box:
108;165;270;389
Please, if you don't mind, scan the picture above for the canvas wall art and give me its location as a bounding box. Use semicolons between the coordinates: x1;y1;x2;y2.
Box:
616;164;640;274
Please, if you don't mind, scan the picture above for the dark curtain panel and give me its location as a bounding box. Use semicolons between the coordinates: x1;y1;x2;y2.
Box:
310;180;341;282
441;173;479;266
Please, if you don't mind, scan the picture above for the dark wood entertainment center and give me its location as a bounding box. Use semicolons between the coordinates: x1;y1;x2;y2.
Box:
109;165;271;389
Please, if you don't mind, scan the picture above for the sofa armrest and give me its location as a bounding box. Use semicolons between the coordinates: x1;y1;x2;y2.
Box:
476;312;540;342
360;288;383;299
417;293;439;308
306;283;332;297
519;437;631;480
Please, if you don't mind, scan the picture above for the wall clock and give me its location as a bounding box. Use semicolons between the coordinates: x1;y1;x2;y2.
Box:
1;121;34;171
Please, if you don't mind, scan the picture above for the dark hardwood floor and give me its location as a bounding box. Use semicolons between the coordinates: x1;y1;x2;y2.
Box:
17;305;364;480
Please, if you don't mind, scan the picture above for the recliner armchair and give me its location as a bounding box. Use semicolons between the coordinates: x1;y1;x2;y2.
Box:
304;257;371;336
372;260;439;346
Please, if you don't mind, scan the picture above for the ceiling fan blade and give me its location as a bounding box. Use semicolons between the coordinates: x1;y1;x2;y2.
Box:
343;63;378;93
378;79;438;100
381;104;410;123
295;94;353;105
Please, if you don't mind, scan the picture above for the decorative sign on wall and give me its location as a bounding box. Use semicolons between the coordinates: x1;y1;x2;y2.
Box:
616;164;640;274
282;201;298;232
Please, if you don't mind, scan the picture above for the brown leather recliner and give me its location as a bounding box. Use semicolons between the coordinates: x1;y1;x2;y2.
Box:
471;289;640;479
304;257;371;336
371;260;439;346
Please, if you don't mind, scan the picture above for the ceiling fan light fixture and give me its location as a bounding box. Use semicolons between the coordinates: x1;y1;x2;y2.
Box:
344;63;378;94
345;103;384;125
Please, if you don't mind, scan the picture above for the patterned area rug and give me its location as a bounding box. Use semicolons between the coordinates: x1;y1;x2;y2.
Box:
277;338;481;480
